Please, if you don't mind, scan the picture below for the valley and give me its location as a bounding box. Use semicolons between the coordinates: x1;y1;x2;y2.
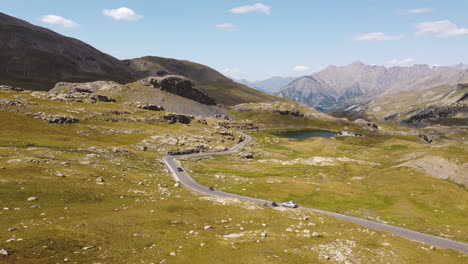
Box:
0;5;468;264
1;87;467;263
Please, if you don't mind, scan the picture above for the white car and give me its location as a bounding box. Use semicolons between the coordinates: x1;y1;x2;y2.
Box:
282;201;298;208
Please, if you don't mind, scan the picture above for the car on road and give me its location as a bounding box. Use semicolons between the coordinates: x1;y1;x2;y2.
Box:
282;201;298;208
177;167;184;172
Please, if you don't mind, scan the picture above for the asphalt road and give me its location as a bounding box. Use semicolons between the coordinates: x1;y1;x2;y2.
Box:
162;134;468;254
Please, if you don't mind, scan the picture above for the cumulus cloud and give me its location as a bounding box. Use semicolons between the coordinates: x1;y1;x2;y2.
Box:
387;58;415;66
103;7;143;21
415;20;468;37
229;3;272;15
40;15;78;28
400;8;434;14
216;23;239;32
354;32;406;41
292;66;310;71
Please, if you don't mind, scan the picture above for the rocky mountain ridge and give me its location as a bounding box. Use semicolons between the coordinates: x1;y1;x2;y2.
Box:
277;61;468;112
237;76;296;94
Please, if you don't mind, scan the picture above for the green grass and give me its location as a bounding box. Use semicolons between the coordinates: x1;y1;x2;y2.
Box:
186;130;468;243
1;90;467;263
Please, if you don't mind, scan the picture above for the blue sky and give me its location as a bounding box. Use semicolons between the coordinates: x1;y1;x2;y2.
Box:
2;0;468;81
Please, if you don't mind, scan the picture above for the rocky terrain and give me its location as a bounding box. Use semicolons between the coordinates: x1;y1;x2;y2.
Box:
126;56;284;106
345;82;468;125
277;61;468;112
3;85;466;264
47;79;228;118
1;80;468;263
139;75;216;105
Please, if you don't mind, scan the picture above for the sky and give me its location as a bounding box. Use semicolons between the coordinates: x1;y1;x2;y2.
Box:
2;0;468;81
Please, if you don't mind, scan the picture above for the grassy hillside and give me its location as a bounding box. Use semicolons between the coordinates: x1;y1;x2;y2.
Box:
0;13;135;91
127;56;286;105
365;84;468;122
186;125;468;243
2;89;466;263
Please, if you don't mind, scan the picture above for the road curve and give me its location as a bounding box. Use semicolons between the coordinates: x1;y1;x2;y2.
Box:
162;134;468;254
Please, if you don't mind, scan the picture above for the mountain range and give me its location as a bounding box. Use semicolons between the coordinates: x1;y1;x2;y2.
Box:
277;61;468;113
236;76;296;94
0;12;280;106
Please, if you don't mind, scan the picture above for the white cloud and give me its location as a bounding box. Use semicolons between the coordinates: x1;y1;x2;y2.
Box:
354;32;405;41
292;66;310;71
400;8;434;14
229;3;272;15
40;15;78;28
103;7;143;21
216;23;239;32
387;58;415;66
415;20;468;37
222;68;241;75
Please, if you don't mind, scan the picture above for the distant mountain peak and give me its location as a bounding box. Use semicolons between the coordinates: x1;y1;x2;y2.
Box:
351;60;365;66
453;63;468;70
278;61;468;112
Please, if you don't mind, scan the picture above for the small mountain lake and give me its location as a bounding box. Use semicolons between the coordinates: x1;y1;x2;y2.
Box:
273;130;336;140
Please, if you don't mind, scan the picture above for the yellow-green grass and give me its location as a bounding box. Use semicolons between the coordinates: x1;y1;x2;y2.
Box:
185;131;468;243
368;85;468;121
1;90;467;263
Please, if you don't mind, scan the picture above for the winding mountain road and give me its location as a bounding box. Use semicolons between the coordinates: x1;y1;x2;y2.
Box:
162;134;468;254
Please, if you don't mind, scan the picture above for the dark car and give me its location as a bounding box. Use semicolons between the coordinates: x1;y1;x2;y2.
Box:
177;167;184;172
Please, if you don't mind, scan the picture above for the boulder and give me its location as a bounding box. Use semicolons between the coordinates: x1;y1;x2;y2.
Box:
163;114;194;124
135;103;165;112
93;95;116;103
96;177;105;183
419;133;433;144
367;122;378;129
0;249;9;256
27;196;38;202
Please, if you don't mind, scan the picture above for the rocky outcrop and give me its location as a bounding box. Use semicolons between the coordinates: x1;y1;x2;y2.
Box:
139;76;216;105
337;131;362;137
163;114;194;124
48;93;115;103
404;102;468;126
273;109;304;117
50;81;123;94
133;103;165;112
418;134;433;144
0;84;24;91
27;112;79;124
0;98;27;108
46;82;119;103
